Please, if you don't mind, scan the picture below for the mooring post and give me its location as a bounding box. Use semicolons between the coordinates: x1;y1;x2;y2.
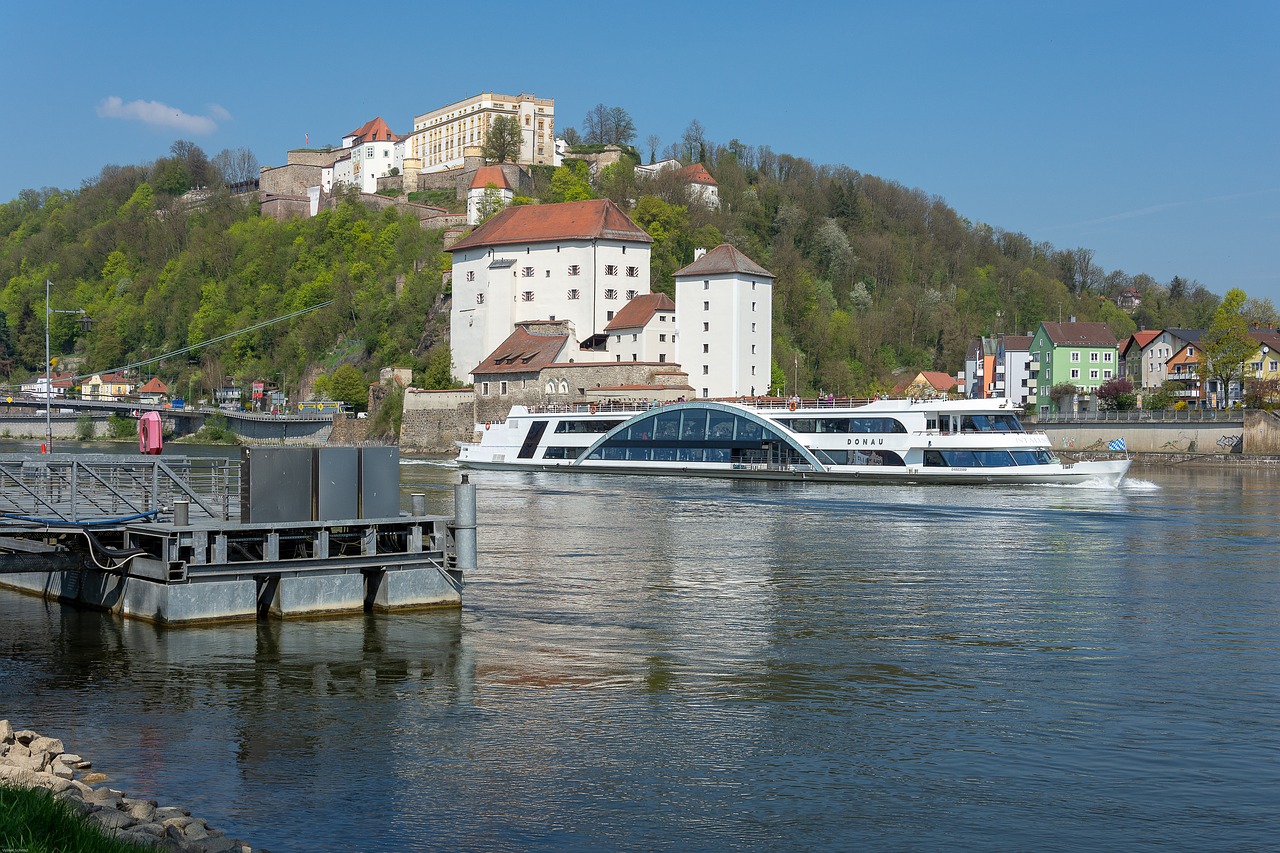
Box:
173;499;189;527
453;474;477;571
411;493;426;516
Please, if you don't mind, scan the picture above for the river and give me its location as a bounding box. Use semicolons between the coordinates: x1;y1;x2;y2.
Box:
2;449;1278;851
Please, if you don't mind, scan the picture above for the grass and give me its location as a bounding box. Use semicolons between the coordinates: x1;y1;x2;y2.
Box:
0;784;147;852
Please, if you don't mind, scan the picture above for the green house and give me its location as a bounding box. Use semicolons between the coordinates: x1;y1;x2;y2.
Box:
1029;322;1120;413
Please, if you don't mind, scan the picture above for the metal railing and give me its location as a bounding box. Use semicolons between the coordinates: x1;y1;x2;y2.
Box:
1033;409;1245;424
0;455;240;526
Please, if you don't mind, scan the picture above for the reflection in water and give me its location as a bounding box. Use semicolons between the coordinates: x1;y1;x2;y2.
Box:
1;459;1278;850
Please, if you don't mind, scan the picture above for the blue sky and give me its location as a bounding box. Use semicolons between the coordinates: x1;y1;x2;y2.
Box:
3;1;1276;304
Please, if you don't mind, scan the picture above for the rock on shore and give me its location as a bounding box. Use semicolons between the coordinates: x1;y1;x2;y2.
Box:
0;719;253;852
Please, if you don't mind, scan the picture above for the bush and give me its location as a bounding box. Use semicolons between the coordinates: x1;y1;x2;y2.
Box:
75;414;94;440
195;413;238;444
1097;377;1137;411
107;413;137;438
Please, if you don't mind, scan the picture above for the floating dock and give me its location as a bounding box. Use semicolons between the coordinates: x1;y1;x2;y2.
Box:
0;448;476;625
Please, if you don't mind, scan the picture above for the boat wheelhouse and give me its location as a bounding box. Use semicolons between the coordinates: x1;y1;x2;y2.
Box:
458;399;1129;486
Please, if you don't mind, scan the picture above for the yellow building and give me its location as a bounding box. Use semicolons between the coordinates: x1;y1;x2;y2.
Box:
408;92;554;172
82;372;135;402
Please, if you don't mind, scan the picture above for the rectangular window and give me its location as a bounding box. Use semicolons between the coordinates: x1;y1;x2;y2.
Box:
1104;352;1113;362
545;270;550;277
605;289;618;300
752;302;756;311
568;265;581;276
1090;369;1099;379
521;291;534;301
659;334;666;342
633;334;639;342
702;388;709;398
481;382;490;396
465;270;475;281
567;289;580;300
626;290;637;300
605;264;618;276
659;354;666;362
751;344;756;354
1103;370;1113;379
606;310;615;320
500;381;508;395
626;266;639;277
1090;352;1100;362
751;366;756;375
703;344;709;353
703;322;709;332
751;323;757;333
522;266;534;277
704;281;709;290
1071;352;1081;362
702;365;709;375
703;301;710;311
1070;369;1080;379
476;293;485;304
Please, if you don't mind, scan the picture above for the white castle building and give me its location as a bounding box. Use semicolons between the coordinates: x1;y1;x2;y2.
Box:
447;199;773;399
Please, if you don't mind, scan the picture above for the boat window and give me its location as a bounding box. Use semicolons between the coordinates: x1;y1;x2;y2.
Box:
585;406;816;468
780;417;906;434
677;447;704;462
1010;449;1058;465
924;450;947;467
972;450;1016;467
817;449;905;466
554;419;623;434
652;447;677;462
681;412;708;441
541;446;577;460
960;414;1025;433
707;413;735;439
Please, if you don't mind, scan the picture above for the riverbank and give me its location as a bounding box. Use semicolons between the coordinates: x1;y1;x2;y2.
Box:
0;720;252;852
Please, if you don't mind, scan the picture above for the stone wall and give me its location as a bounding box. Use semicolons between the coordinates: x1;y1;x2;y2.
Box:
1243;409;1280;454
1037;420;1244;454
400;389;476;453
259;163;323;197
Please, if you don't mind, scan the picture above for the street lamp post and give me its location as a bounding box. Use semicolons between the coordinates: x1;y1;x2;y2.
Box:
44;279;89;453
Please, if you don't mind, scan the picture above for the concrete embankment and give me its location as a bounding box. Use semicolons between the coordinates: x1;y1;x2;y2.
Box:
0;719;252;852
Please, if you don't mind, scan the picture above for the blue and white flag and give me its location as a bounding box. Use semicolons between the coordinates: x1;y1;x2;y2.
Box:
1108;438;1127;451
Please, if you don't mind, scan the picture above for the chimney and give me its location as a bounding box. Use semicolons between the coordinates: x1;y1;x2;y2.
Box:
1069;315;1077;323
694;247;707;260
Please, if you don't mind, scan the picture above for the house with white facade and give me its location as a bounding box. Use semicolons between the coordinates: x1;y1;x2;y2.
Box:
674;244;774;398
409;92;555;173
634;160;720;208
466;166;514;226
603;293;676;365
447;199;654;382
332;117;402;194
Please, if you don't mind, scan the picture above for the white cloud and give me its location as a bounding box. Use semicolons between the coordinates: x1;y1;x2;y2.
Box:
96;96;219;135
207;103;232;122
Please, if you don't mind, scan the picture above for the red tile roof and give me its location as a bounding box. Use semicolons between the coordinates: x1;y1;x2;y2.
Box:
1040;322;1118;347
1121;329;1162;357
138;377;169;394
678;163;717;186
917;371;957;391
471;326;570;377
603;293;675;331
673;244;774;278
1001;335;1033;351
470;165;513;190
346;116;401;144
448;199;653;252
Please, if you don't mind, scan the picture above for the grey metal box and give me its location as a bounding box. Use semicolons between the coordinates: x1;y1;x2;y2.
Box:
241;447;314;523
359;447;400;519
315;447;359;521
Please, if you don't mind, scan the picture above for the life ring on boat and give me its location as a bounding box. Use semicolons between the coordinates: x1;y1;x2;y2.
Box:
589;404;598;414
484;421;491;430
788;400;798;411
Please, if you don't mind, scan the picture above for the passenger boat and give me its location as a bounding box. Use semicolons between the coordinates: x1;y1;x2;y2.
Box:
457;398;1130;486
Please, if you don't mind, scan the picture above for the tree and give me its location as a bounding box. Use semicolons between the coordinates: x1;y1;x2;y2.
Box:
482;116;522;164
645;134;661;164
1198;287;1257;406
326;364;369;412
606;107;636;145
561;127;580;146
476;184;506;223
549;160;594;203
681;120;707;162
211;147;260;185
581;104;610;145
1097;377;1137;411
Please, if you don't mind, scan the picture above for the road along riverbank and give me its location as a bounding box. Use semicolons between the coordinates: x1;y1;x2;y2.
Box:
0;719;253;852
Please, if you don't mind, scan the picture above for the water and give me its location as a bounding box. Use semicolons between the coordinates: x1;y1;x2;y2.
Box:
2;452;1279;851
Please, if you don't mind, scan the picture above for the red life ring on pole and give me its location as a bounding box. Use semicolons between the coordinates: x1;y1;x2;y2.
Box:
589;404;598;414
484;421;491;430
788;400;798;412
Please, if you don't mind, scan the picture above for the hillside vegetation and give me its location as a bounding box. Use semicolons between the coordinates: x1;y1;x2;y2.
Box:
0;138;1254;399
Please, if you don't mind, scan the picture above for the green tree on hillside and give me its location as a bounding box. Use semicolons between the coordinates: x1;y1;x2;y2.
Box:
1198;287;1257;406
482;116;522;164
